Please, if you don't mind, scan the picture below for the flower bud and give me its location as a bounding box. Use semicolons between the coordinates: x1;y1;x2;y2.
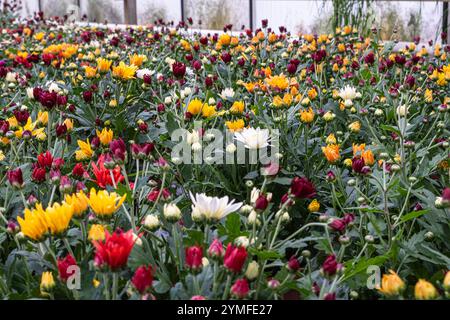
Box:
240;205;253;215
208;239;224;259
267;279;280;289
245;261;259;280
143;214;160;231
424;231;434;240
301;250;311;258
231;278;249;299
163;203;181;222
339;235;351;245
226;143;237;154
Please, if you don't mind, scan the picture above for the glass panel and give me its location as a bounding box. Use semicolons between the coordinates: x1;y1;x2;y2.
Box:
254;0;444;43
184;0;250;31
372;1;442;43
41;0;77;18
136;0;181;25
21;0;40;17
78;0;124;24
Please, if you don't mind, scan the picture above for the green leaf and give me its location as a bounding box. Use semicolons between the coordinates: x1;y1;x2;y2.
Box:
400;209;429;223
342;255;389;281
183;229;204;246
248;248;281;261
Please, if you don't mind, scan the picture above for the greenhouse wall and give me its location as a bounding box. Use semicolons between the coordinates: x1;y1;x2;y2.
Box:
9;0;450;43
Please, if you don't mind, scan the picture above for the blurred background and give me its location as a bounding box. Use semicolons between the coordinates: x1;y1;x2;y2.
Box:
8;0;450;43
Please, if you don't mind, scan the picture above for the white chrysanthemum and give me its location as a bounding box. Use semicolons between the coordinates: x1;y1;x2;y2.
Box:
26;87;34;99
338;85;359;106
220;88;235;100
136;68;154;79
186;130;200;145
190;192;242;222
163;203;181;222
165;57;175;66
234;127;270;149
46;81;62;93
396;104;409;117
5;72;17;83
250;187;260;204
338;85;358;100
144;214;160;230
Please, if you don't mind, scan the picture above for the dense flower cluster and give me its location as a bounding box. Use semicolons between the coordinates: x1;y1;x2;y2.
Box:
0;10;448;300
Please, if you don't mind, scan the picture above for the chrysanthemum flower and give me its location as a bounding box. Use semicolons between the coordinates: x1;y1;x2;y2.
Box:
112;61;138;80
65;191;89;217
87;188;126;218
75;138;93;161
377;270;405;296
93;229;135;271
190;192;242;223
234;127;270;149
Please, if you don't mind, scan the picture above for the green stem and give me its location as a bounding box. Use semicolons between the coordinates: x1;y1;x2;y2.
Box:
221;274;232;300
112;272;119;300
103;273;110;300
63;237;75;258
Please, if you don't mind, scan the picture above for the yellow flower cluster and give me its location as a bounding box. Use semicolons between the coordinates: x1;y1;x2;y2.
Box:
18;200;76;241
187;98;217;118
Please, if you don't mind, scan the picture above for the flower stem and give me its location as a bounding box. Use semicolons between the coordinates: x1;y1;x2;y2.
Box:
103;273;110;300
63;237;75;258
111;272;119;300
221;274;232;300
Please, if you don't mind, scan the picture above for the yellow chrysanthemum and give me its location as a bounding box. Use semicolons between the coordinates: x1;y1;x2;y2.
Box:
308;199;320;212
361;149;375;166
348;121;361;133
96;128;113;145
44;201;74;236
230;101;245;114
17;205;48;241
40;271;55;296
187;98;203;115
326;133;337;145
218;33;231;46
266;74;289;91
37;111;49;125
424;89;433;103
84;66;97;78
300;108;315;123
415;279;438;300
202;104;216;118
96;58;112;73
65;191;89;217
75;138;94;161
63;118;74;132
226;119;245;132
377;270;405;296
307;88;318;100
322;144;340;163
112;61;138;80
87;188;126;218
88;224;106;242
129;54;147;67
